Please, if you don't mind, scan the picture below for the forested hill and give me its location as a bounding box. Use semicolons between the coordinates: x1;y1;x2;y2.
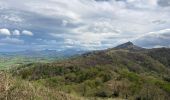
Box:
10;42;170;100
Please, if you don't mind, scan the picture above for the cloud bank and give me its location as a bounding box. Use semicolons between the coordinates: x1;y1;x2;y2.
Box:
0;0;170;51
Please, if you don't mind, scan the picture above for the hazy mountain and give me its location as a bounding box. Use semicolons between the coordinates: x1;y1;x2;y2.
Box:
0;48;87;58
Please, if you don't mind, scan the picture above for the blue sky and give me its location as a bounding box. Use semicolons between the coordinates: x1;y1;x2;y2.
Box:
0;0;170;52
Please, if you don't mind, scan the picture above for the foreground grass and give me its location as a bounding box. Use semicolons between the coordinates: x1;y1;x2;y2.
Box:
0;71;125;100
0;71;82;100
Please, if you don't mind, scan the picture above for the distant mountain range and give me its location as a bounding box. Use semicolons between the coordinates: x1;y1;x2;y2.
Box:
0;48;87;58
0;42;169;59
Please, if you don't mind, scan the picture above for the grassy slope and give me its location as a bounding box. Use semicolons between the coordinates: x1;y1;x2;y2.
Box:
12;49;170;99
0;71;82;100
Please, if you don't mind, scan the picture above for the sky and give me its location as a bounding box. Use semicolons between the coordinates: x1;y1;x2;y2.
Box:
0;0;170;52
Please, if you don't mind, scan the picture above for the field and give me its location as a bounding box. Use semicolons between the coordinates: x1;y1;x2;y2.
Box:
0;56;56;70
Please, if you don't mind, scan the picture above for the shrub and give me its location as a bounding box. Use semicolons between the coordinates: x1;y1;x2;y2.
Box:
96;89;112;97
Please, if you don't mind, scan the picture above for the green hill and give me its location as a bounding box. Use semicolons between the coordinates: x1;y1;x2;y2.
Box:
11;42;170;100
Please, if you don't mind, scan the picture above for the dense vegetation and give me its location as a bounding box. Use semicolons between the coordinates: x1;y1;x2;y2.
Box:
0;71;81;100
1;42;170;100
11;48;170;99
147;48;170;68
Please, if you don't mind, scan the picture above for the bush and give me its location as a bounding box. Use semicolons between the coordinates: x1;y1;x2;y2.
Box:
163;76;170;82
96;89;112;97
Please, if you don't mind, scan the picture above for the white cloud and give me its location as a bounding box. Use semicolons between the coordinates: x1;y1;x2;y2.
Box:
12;30;20;35
0;37;24;44
22;30;33;36
1;14;23;22
135;28;170;40
62;20;68;26
133;28;170;47
146;28;170;39
0;28;11;35
0;0;170;50
154;28;170;34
